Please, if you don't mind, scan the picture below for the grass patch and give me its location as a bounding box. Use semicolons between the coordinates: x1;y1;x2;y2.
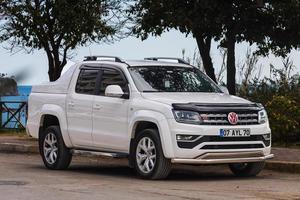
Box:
0;129;27;137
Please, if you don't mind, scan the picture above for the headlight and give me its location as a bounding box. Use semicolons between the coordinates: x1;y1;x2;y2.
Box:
258;109;268;124
173;110;202;124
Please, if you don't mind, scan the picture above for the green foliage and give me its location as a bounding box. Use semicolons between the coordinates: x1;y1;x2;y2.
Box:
130;0;268;44
239;59;300;145
256;0;300;57
0;0;120;49
0;0;125;81
130;0;300;95
266;96;300;144
129;0;226;83
130;0;221;40
240;59;300;105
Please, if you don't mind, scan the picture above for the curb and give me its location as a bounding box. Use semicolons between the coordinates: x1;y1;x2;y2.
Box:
1;143;300;174
0;143;38;154
265;161;300;174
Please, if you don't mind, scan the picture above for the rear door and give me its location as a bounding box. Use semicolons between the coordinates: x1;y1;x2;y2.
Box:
66;68;100;147
92;67;130;152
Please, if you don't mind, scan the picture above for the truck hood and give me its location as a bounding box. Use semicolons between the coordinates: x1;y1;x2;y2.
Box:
141;92;251;106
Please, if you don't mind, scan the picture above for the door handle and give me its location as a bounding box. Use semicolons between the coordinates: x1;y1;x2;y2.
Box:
93;104;102;110
68;101;75;107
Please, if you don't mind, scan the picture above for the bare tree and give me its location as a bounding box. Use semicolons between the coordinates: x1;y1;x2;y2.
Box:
184;48;204;71
216;48;227;83
240;48;260;87
269;57;295;92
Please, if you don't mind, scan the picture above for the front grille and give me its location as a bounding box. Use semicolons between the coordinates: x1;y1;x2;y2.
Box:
172;102;262;126
201;144;264;150
199;111;259;125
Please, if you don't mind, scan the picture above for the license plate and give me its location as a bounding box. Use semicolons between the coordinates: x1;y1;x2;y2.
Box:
219;129;251;137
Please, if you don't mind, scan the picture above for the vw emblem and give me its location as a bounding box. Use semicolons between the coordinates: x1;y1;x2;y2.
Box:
228;112;238;125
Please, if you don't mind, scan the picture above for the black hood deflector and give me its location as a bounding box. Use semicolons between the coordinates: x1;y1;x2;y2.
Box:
172;103;263;112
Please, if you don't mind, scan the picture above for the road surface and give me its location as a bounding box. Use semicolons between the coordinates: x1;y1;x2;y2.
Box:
0;153;299;200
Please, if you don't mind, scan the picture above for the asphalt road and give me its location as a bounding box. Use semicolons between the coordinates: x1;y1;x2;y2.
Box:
0;153;299;200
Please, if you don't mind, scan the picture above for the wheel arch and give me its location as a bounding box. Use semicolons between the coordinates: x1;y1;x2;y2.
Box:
131;121;158;139
128;110;175;159
38;104;73;147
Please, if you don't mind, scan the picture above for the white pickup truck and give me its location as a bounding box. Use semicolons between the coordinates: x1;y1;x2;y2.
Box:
27;56;273;179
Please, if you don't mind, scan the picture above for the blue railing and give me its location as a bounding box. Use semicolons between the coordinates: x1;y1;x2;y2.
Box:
0;86;31;129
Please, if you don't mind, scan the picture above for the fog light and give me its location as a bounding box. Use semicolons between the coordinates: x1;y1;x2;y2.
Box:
262;133;271;140
176;135;199;141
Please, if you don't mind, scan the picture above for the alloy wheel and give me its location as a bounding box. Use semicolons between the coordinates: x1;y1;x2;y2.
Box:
43;132;58;165
136;137;157;174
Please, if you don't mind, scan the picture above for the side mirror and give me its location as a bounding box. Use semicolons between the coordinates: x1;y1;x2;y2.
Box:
105;85;124;98
220;86;229;95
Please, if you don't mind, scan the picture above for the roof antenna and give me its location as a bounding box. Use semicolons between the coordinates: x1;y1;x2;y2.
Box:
89;47;92;56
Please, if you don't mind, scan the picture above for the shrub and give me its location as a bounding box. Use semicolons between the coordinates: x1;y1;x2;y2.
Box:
266;95;300;144
238;58;300;145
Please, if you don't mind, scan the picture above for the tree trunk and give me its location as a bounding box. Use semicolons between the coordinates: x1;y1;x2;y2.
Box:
53;49;62;81
194;35;217;83
46;52;55;82
45;48;66;82
47;58;62;81
226;35;236;95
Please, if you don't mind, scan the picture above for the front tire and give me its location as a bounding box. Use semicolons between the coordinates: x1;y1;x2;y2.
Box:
132;129;172;180
229;162;265;177
39;125;72;170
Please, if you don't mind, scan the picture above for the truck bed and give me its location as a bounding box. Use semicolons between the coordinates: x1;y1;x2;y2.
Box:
26;65;77;138
32;65;76;94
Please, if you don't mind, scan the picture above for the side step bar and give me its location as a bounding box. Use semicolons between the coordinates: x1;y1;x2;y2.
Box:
71;149;128;158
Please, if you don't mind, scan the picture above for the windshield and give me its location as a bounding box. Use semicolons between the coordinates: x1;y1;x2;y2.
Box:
128;66;222;93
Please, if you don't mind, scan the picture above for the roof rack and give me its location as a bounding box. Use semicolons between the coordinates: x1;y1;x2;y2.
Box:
84;55;124;63
144;57;190;65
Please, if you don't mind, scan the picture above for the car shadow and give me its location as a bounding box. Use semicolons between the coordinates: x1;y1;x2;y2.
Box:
54;164;269;182
29;157;272;182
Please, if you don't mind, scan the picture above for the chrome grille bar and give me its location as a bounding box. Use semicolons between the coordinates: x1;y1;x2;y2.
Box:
200;111;259;125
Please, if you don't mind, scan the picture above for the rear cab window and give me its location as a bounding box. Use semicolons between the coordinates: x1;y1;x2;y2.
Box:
75;69;99;95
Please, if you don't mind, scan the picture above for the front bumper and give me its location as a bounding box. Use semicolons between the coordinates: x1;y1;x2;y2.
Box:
171;151;274;164
166;118;272;159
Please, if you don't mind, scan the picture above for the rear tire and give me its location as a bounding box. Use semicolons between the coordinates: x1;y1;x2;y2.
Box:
229;162;265;177
132;128;172;180
39;125;72;170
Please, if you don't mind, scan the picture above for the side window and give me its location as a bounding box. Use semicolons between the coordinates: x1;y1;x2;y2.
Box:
75;69;99;95
99;68;128;95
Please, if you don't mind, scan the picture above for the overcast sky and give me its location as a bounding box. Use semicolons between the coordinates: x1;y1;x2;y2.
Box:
0;30;299;85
